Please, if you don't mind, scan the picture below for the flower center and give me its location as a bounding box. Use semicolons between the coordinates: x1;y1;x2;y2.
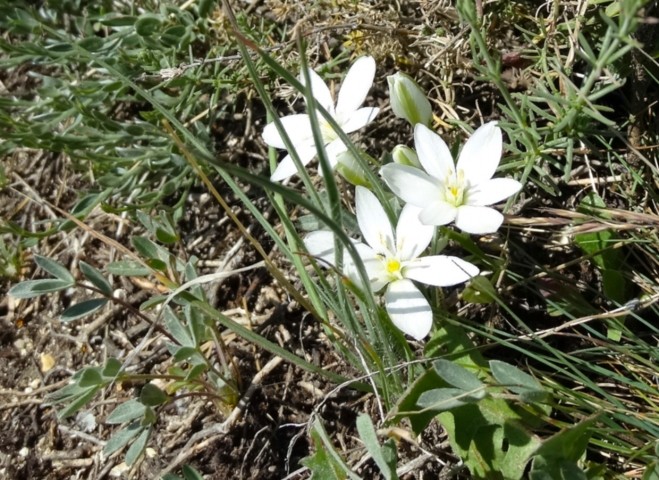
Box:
386;258;401;274
320;120;336;142
384;256;404;281
445;169;466;206
317;111;341;144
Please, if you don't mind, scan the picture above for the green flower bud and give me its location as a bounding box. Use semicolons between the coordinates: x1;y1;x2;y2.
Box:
392;145;422;168
387;72;432;126
335;151;372;188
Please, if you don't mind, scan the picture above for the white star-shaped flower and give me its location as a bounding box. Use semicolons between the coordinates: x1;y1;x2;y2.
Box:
304;186;479;340
263;56;380;182
380;122;522;234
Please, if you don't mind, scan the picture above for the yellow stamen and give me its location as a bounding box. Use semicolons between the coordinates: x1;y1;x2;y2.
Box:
445;169;466;206
386;258;401;274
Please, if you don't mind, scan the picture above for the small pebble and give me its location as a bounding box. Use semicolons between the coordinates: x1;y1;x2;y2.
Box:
110;463;129;477
40;353;55;372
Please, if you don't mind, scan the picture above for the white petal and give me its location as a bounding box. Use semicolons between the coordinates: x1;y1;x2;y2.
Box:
404;255;479;287
454;205;503;234
345;243;389;292
380;163;441;207
340;107;380;133
336;56;376;117
414;124;455;180
396;204;433;261
419;201;457;226
355;186;394;253
362;258;391;292
456;121;502;184
324;138;348;169
262;114;312;149
270;145;318;182
467;178;522;206
384;279;432;340
301;68;334;115
304;231;336;266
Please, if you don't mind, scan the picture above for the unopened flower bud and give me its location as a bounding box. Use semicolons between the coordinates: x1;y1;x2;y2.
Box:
392;145;422;168
387;72;432;127
336;151;372;188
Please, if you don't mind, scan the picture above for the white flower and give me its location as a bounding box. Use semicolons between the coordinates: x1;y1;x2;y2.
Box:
304;186;479;340
263;56;380;182
380;122;522;234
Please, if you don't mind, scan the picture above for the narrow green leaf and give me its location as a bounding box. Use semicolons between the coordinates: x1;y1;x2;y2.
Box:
155;227;178;244
132;236;161;260
185;305;207;346
70;193;102;217
432;359;486;393
125;427;150;466
34;255;75;282
356;414;398;480
60;298;108;322
106;399;147;424
79;261;112;295
164;307;194;347
417;387;483;411
490;360;547;403
581;105;615;126
103;423;143;457
47;381;89;404
57;387;100;419
140;295;167;310
9;279;73;298
107;260;151;276
301;420;360;480
146;258;168;272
